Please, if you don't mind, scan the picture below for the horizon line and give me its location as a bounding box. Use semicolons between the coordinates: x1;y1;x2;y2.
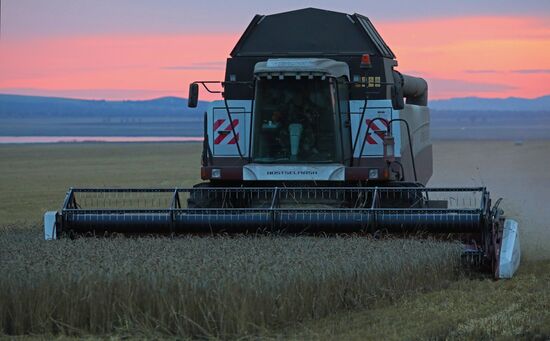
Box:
1;92;549;102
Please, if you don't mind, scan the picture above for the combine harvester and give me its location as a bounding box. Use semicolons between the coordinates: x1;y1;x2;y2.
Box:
44;9;520;279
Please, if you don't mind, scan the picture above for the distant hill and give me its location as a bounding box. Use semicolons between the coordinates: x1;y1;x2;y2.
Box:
0;94;208;118
431;95;550;111
3;93;547;116
1;93;549;139
0;94;208;137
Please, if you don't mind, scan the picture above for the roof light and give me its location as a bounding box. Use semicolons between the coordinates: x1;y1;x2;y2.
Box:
360;54;372;69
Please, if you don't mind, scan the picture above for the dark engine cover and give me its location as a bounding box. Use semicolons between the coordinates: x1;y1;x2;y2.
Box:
224;8;397;101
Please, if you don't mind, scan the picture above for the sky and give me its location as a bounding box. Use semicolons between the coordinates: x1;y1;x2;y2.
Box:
0;0;549;100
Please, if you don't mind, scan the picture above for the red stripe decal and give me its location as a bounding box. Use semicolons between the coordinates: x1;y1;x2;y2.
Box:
214;119;239;145
228;133;240;144
213;119;225;131
214;134;226;145
366;119;388;127
365;119;387;145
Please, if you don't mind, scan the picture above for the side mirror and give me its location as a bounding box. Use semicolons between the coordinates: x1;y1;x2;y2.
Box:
188;83;199;108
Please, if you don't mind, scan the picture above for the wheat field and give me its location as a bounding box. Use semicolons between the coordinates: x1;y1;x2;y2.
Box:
1;142;549;339
0;229;462;338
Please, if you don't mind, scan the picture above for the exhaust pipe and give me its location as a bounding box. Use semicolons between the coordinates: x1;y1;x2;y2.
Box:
392;71;428;107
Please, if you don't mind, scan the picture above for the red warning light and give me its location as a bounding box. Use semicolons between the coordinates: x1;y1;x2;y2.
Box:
360;54;372;69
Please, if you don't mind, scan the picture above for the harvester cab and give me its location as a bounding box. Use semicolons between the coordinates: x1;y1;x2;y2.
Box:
44;8;520;279
251;59;350;166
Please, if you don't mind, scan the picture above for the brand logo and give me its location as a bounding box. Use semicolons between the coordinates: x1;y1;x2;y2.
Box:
266;170;318;176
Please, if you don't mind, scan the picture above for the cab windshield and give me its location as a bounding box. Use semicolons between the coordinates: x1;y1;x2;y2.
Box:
252;78;339;163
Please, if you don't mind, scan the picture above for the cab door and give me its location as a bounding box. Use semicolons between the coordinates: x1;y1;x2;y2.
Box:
210;101;250;157
336;78;353;165
350;102;392;158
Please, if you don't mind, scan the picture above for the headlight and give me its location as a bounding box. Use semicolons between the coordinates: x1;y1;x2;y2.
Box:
211;168;221;179
368;168;379;179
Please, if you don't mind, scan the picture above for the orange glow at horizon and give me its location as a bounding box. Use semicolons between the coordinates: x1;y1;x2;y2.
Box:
0;15;549;100
0;34;239;100
377;16;550;99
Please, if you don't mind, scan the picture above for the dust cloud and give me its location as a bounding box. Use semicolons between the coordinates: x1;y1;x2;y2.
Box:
430;141;550;261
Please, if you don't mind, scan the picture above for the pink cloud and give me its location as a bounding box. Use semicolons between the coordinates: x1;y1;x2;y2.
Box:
376;16;550;98
0;16;549;100
0;34;238;100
